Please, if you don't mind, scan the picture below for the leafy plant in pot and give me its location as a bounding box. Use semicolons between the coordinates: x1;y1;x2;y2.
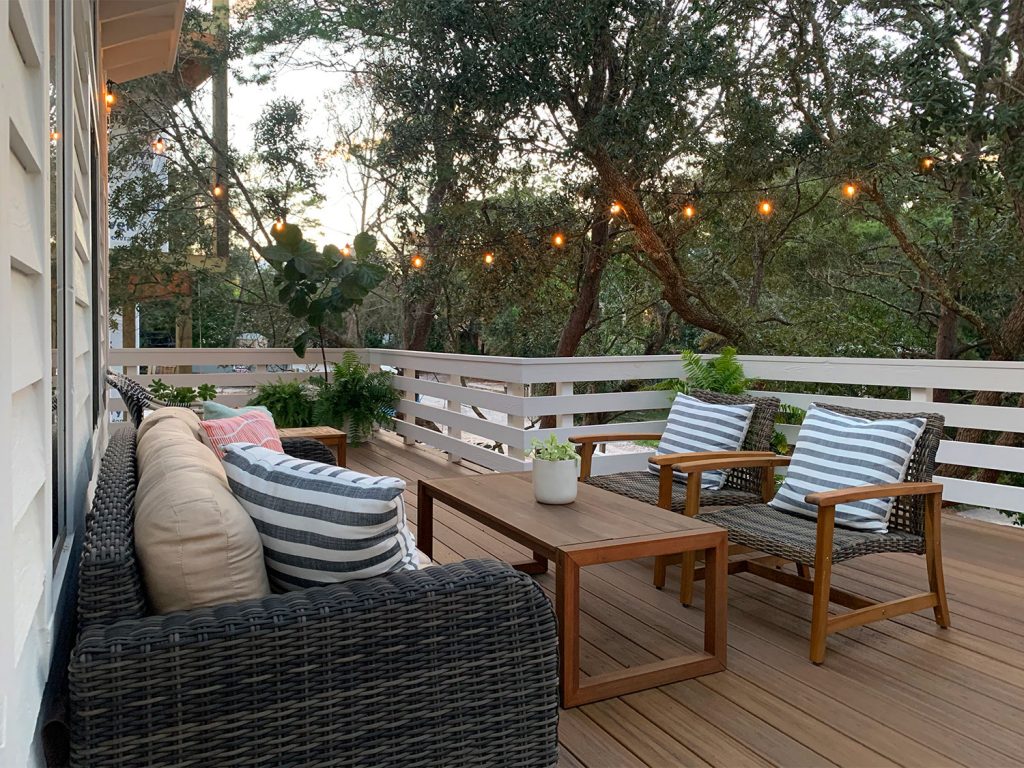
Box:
312;352;398;445
530;435;580;505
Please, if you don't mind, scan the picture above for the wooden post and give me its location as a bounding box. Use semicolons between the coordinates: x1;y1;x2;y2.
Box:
507;382;527;460
554;381;573;428
402;368;417;445
909;387;934;403
447;374;462;464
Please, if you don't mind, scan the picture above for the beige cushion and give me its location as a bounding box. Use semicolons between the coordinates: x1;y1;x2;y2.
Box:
135;411;270;613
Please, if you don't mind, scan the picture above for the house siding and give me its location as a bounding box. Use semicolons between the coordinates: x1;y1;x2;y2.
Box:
1;0;108;764
1;0;54;764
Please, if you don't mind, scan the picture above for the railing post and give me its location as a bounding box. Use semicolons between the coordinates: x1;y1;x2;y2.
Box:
447;374;463;464
554;381;574;429
507;382;527;460
402;368;418;445
909;387;934;403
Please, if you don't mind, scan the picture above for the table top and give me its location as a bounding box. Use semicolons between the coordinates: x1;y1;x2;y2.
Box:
277;426;346;439
420;472;724;556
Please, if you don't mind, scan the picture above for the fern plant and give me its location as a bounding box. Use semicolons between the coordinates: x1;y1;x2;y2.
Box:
149;378;217;405
312;352;398;444
653;347;749;397
249;380;315;428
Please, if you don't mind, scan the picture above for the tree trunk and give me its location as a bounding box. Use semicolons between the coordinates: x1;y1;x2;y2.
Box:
554;207;612;357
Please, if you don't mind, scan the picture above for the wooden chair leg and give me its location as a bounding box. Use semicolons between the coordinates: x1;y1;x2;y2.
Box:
809;509;836;664
925;493;951;628
679;551;696;605
796;562;811;579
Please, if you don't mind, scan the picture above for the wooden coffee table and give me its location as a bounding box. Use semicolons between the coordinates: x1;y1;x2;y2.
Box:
417;472;729;707
277;426;347;466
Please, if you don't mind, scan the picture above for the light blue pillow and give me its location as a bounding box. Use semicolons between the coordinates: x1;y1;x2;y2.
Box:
202;401;273;421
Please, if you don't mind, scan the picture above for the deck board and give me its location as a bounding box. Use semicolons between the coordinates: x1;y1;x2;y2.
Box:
350;433;1024;768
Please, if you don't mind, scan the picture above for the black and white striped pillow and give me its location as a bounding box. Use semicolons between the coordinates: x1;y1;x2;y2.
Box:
648;393;756;490
770;405;926;533
221;443;417;591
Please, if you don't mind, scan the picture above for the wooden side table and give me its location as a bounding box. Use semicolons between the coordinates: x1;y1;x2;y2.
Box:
277;426;347;467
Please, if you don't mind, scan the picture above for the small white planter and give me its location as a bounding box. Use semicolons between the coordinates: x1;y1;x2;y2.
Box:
532;457;579;505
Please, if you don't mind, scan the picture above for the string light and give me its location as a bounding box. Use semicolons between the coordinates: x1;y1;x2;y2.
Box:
411;253;426;269
212;182;225;197
152;137;166;154
757;199;774;217
842;181;858;199
104;81;116;109
551;232;566;248
609;201;623;216
341;243;353;258
681;202;697;219
483;251;495;265
50;130;61;144
273;218;286;232
919;156;936;173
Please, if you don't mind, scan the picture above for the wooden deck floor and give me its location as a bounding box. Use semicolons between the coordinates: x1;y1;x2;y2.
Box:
350;433;1024;768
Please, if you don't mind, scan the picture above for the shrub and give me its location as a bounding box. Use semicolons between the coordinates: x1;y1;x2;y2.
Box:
249;380;316;429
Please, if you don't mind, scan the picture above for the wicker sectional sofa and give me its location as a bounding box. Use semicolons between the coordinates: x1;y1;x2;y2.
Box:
69;425;560;767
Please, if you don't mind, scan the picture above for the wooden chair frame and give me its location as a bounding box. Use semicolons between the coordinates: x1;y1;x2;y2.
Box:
663;453;951;663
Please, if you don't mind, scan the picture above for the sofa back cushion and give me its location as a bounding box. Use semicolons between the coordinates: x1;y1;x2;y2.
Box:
202;401;272;421
135;409;270;613
221;443;418;591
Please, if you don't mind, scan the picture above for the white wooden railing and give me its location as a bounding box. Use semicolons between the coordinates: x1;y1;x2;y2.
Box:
107;347;1024;515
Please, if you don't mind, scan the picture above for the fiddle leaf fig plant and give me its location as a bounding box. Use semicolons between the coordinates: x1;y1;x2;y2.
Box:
262;223;387;371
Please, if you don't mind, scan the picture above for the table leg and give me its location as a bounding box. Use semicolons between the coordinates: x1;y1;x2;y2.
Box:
416;482;434;560
336;436;347;468
556;550;581;706
703;537;728;666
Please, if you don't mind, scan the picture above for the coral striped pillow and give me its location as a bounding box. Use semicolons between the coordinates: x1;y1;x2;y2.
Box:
200;410;283;458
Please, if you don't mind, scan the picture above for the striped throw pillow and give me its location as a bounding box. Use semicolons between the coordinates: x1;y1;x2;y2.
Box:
200;410;283;458
221;443;417;591
770;405;926;533
648;393;756;490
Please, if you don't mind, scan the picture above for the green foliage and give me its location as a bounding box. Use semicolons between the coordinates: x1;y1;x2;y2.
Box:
312;352;398;444
530;435;579;463
148;379;217;405
263;224;386;358
654;347;749;397
248;380;315;428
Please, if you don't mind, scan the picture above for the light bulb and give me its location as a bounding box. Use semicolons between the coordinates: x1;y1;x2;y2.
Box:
919;156;936;172
411;253;425;269
681;203;696;219
212;183;224;197
609;201;623;216
273;218;285;232
842;182;858;199
152;137;166;154
483;251;495;265
341;243;353;258
551;232;566;248
50;130;61;143
757;199;774;217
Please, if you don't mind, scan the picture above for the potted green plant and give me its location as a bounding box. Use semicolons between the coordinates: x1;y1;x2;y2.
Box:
312;352;398;444
530;435;580;505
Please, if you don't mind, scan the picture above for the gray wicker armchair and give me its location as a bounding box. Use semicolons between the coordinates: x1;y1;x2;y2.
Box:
570;389;781;603
667;405;950;663
70;427;560;767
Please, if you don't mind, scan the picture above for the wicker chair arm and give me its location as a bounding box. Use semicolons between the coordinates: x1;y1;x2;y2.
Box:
805;482;943;507
649;450;778;467
70;560;559;768
569;432;663;445
280;436;337;465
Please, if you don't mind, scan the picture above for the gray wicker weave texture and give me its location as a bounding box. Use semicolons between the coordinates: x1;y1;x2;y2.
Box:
585;389;780;510
71;426;561;767
701;407;944;564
